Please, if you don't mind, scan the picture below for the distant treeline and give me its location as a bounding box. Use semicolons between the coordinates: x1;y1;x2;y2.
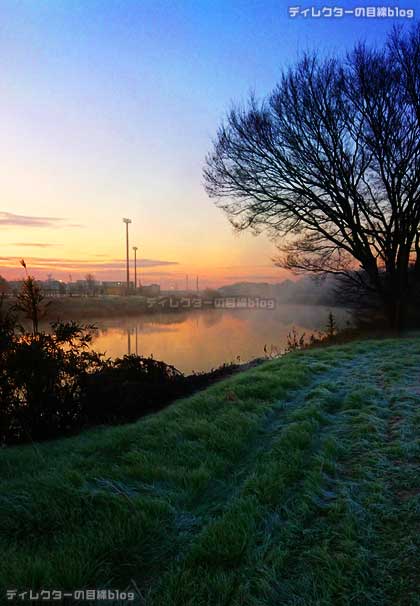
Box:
219;275;340;306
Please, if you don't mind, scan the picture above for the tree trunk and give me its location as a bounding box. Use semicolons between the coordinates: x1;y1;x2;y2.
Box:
386;298;404;333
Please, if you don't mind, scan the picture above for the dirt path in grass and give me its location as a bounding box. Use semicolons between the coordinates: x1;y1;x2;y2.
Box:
190;349;379;515
147;342;420;606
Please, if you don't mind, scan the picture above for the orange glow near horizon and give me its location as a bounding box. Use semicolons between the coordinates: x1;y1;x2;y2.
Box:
0;251;292;288
0;214;292;287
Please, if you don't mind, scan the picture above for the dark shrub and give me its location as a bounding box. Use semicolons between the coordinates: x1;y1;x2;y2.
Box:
0;307;239;445
81;355;187;425
0;318;103;444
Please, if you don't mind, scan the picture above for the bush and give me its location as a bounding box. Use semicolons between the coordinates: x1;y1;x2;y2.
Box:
0;309;101;444
0;302;239;446
80;355;187;425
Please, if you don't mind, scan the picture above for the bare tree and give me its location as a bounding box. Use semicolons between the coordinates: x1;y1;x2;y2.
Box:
85;273;96;297
14;260;50;334
0;275;9;295
204;25;420;329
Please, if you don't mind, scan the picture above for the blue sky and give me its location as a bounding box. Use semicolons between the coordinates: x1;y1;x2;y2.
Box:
0;1;417;285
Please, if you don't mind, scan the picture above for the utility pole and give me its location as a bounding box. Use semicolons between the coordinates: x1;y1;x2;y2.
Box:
138;250;141;287
186;275;189;291
196;275;199;293
123;218;132;295
133;246;138;290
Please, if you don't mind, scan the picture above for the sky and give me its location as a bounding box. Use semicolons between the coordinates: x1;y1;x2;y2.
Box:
0;0;418;287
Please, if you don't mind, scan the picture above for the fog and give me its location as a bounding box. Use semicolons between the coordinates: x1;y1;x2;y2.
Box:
73;304;351;374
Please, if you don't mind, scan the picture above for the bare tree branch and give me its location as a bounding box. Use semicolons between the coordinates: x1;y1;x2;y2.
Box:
204;25;420;328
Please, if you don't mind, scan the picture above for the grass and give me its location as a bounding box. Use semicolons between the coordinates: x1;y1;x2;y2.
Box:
0;338;419;605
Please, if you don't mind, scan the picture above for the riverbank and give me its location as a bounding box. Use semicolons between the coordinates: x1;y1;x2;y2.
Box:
4;294;219;320
46;295;196;319
1;338;419;604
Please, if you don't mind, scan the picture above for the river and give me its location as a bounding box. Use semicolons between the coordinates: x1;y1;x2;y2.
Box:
80;304;350;374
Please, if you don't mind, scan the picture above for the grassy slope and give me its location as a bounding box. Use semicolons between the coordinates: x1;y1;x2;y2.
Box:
0;339;419;606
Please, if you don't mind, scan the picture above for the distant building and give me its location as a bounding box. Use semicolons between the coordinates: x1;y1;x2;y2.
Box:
68;280;89;295
138;284;160;297
40;279;66;296
101;281;123;295
5;276;160;297
102;281;134;295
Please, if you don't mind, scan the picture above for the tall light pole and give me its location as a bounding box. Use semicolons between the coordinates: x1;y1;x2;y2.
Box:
133;246;138;290
123;218;132;294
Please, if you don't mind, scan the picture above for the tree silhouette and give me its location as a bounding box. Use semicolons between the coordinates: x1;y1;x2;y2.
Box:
85;273;96;296
204;25;420;329
14;260;50;334
0;275;9;295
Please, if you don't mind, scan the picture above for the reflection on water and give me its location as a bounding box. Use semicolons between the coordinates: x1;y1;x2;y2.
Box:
85;305;350;374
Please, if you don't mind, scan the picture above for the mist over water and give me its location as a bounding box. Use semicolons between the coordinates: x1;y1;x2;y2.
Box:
81;305;350;374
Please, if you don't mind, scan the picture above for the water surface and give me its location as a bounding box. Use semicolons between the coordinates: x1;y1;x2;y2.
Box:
85;305;350;373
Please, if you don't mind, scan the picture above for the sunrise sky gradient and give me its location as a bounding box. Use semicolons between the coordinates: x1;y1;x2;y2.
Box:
0;1;413;287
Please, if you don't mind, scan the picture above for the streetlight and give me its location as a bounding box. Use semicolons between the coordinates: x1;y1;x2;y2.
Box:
122;218;132;294
132;246;138;290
